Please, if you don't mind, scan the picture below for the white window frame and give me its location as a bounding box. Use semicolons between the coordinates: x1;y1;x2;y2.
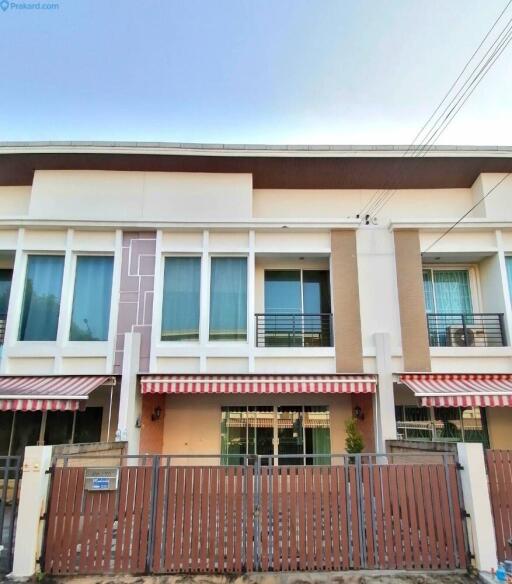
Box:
422;264;481;313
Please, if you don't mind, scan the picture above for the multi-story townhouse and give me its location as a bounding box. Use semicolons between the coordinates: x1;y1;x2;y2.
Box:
0;143;511;461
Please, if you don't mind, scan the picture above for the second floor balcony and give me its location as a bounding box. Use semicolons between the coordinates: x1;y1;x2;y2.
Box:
255;312;333;347
427;312;507;347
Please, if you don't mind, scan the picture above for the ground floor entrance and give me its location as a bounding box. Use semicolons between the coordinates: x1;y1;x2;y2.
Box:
43;452;468;575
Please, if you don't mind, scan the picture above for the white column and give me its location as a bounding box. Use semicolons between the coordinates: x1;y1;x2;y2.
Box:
457;442;498;572
116;332;141;455
10;446;53;579
374;332;397;451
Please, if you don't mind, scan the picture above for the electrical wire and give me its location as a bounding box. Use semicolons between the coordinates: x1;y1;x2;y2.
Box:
421;173;512;255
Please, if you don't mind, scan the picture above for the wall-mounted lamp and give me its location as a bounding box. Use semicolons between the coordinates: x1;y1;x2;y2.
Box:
135;417;141;429
353;406;364;421
151;406;162;422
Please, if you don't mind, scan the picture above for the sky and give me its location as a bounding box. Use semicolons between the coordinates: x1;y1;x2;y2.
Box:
0;0;511;145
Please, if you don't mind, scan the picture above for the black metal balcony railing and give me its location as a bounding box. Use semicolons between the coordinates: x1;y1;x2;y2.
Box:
426;313;506;347
255;313;333;348
0;314;6;345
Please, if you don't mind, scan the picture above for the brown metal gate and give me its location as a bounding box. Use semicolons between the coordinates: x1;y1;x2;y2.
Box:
43;454;468;575
486;450;512;561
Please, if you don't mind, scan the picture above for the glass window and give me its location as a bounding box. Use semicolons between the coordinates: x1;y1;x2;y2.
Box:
0;269;13;316
161;257;201;341
70;256;114;341
0;412;14;455
506;257;512;303
265;271;301;314
44;411;75;445
10;411;42;456
221;406;331;466
209;257;247;341
422;269;472;314
19;255;64;341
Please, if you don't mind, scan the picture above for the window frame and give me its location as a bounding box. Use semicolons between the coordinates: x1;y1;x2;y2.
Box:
422;264;481;314
67;253;115;343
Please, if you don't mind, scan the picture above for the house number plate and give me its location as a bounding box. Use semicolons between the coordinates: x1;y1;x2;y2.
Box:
84;467;119;491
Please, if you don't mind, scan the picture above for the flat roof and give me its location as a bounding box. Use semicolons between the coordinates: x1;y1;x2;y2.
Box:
1;142;512;188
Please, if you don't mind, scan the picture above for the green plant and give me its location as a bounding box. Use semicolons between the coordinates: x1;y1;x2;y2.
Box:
345;416;364;454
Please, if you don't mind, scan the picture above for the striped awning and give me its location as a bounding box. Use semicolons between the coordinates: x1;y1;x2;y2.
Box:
0;375;113;411
399;373;512;407
141;374;377;395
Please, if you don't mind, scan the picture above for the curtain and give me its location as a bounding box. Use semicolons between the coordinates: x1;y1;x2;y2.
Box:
432;270;472;313
422;270;435;313
19;255;64;341
161;257;201;341
209;257;247;341
0;269;12;315
506;257;512;303
70;256;113;341
306;407;331;465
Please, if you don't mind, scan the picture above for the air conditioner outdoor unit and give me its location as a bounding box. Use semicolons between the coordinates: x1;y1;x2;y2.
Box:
446;325;486;347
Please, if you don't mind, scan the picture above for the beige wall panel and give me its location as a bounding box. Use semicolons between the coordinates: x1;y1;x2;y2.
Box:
72;231;116;251
161;231;203;251
6;357;55;375
254;357;335;373
255;231;330;253
87;386;120;442
143;172;252;220
206;357;249;373
23;229;67;250
431;355;512;373
156;357;201;373
0;186;30;217
419;230;496;253
60;357;108;374
209;231;249;251
486;408;512;449
253;188;471;220
394;230;431;372
0;231;18;249
30;170;146;220
331;230;363;372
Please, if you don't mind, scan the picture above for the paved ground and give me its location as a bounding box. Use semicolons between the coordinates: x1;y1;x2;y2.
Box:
12;571;479;584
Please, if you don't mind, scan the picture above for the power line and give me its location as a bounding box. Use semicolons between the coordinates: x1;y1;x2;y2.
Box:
421;173;512;255
357;2;512;221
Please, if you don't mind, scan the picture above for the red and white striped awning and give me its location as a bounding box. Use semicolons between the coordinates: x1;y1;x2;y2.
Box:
0;375;113;411
399;373;512;407
141;374;377;395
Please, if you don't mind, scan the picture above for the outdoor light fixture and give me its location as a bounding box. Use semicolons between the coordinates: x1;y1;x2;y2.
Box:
353;406;364;421
151;406;162;421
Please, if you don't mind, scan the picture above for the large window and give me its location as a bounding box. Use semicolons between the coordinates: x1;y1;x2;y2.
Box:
0;269;12;316
70;256;114;341
422;269;472;314
161;257;201;341
506;257;512;303
209;257;247;341
395;405;489;447
221;405;331;465
19;255;64;341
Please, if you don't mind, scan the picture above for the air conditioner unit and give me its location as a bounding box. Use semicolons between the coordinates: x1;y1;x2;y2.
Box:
446;325;486;347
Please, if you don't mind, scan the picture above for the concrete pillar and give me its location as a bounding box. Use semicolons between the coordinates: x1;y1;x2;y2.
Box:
10;446;53;579
116;332;141;455
457;442;498;572
374;332;397;451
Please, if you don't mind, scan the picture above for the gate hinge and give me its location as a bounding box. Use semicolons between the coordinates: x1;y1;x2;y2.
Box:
455;462;464;471
40;513;47;521
461;508;470;519
45;466;54;475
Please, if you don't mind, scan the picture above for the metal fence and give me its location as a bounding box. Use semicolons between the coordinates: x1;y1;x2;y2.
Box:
427;313;506;347
255;313;333;347
43;452;468;575
0;456;22;573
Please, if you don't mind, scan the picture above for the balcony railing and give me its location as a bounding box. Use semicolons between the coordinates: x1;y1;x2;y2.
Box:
255;313;333;348
0;314;5;345
426;312;506;347
396;420;488;445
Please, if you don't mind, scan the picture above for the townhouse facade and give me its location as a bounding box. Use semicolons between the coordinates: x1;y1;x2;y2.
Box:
1;143;512;461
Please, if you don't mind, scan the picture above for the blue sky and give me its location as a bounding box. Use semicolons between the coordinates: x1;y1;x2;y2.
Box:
0;0;511;145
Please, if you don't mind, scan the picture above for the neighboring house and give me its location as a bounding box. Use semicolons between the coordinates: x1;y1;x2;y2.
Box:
0;143;512;459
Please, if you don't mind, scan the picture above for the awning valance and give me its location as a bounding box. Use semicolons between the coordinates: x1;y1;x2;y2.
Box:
0;375;113;411
399;373;512;407
141;374;376;395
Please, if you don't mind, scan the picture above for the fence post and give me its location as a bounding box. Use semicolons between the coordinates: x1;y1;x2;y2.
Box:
9;445;53;579
456;443;498;572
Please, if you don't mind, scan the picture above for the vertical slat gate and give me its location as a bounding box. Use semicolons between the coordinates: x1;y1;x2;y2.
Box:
43;457;468;575
486;450;512;561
